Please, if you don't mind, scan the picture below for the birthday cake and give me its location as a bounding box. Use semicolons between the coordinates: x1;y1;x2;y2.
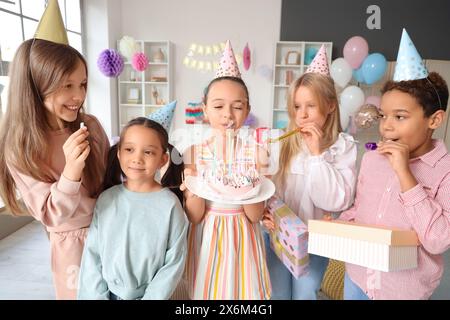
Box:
195;127;263;200
200;165;262;200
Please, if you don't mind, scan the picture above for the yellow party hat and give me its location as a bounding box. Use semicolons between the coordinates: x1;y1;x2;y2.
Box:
34;0;68;45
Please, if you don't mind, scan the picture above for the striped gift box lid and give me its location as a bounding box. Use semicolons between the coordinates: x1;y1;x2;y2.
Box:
308;220;419;246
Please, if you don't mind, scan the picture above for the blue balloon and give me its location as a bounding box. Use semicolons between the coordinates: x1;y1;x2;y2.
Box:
304;47;318;65
353;66;366;83
361;53;387;85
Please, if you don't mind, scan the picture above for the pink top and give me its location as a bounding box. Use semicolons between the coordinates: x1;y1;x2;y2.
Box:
8;115;110;233
339;139;450;300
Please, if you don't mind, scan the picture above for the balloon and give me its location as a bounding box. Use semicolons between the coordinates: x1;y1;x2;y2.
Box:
343;36;369;69
304;47;318;65
353;66;366;83
361;53;387;85
340;85;365;115
330;58;353;88
340;107;351;131
354;104;381;129
365;95;381;109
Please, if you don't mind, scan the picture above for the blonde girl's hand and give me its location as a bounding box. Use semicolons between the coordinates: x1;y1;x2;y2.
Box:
299;123;324;156
62;127;90;181
262;209;275;231
180;167;198;199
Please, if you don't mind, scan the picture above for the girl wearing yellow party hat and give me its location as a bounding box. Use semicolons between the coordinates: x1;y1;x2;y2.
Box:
0;0;110;299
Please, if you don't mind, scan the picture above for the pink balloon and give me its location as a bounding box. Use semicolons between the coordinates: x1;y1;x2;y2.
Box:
343;36;369;69
365;95;381;108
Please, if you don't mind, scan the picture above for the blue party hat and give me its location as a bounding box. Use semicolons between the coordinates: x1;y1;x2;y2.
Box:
147;100;176;132
393;28;428;81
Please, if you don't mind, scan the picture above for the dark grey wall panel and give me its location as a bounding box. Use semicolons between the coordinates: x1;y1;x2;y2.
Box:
281;0;450;60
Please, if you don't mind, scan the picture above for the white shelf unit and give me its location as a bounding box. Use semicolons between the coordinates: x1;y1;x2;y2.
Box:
271;41;332;129
117;40;172;129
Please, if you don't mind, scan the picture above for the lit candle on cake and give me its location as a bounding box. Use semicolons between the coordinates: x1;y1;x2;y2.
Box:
226;129;234;175
213;136;219;172
238;135;244;176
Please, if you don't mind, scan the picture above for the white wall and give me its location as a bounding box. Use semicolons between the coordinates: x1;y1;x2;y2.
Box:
83;0;282;137
83;0;122;137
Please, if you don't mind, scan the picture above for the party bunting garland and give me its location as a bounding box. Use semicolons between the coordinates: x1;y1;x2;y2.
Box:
183;41;243;72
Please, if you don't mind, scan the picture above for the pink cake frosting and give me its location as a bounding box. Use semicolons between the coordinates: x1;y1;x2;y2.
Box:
201;166;261;199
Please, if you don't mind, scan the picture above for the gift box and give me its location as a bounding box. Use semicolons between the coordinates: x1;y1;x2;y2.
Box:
270;232;309;279
307;220;419;272
267;195;308;278
278;230;309;259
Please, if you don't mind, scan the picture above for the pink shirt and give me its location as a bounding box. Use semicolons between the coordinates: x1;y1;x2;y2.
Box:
339;139;450;300
8;115;109;233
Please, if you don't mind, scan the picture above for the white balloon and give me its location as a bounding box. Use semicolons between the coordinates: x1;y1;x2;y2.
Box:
331;58;353;88
340;85;365;116
339;105;351;130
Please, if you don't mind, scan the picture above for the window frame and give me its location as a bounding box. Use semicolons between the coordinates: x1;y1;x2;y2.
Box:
0;0;83;116
0;0;83;53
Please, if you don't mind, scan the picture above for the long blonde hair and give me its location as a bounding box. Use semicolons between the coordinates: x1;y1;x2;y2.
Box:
0;39;105;215
274;72;342;187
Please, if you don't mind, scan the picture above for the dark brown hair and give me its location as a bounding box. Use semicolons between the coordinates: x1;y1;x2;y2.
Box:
381;72;448;116
203;76;250;105
103;117;184;205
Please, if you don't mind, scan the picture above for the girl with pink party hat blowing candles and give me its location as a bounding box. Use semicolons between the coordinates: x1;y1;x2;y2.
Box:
180;40;273;300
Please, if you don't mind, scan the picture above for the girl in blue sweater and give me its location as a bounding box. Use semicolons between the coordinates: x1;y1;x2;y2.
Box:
78;117;188;300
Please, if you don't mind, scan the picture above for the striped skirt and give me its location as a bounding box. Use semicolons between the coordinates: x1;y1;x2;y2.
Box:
186;206;271;300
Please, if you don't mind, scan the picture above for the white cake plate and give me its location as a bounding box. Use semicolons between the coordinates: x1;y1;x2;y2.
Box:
184;175;275;205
